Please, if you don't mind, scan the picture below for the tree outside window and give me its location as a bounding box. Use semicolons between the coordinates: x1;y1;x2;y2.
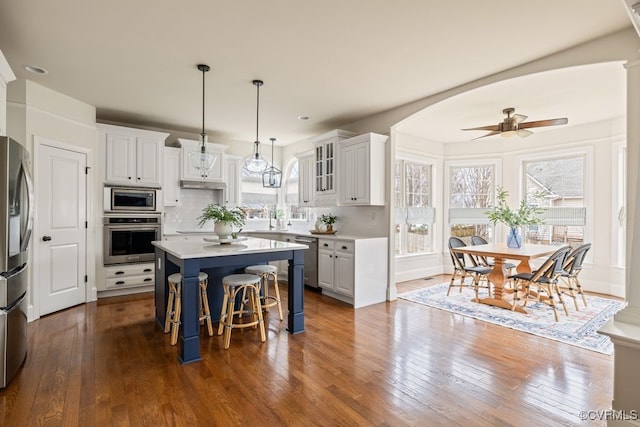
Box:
448;165;494;244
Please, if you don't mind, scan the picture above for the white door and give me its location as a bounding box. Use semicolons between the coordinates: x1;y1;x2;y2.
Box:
37;140;87;316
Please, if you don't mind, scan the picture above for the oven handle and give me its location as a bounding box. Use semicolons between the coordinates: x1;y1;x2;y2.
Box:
104;225;161;231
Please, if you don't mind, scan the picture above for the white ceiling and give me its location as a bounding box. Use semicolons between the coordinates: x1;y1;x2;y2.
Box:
398;62;628;143
0;1;633;146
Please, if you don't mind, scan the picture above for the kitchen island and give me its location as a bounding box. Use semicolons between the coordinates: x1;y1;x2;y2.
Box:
152;237;308;364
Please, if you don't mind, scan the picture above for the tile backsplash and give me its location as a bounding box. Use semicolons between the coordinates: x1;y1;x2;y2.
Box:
163;189;387;237
163;189;221;233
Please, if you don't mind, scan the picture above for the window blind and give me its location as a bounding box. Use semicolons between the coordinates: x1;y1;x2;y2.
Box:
448;208;492;225
539;207;586;226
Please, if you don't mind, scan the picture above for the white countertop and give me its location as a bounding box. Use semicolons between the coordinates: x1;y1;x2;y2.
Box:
152;236;307;259
166;229;386;241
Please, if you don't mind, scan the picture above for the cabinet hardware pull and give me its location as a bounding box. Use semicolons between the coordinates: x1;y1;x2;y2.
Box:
323;243;328;247
128;176;132;179
144;278;152;282
115;271;125;275
115;281;125;285
143;268;152;272
341;246;347;250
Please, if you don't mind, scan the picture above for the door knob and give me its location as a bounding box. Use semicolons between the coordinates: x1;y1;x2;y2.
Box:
42;236;52;241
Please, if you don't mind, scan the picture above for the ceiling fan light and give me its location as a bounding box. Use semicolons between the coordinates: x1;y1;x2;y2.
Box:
500;130;517;138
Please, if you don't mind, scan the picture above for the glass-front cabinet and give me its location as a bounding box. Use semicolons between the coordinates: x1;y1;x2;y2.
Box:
311;130;356;205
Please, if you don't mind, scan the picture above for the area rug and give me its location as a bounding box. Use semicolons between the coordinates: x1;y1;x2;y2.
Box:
398;282;626;355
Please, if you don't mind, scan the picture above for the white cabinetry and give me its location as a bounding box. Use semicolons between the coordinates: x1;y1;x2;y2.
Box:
163;146;181;206
318;237;388;308
178;138;227;182
99;124;168;188
318;239;354;298
296;151;315;207
102;262;155;291
225;155;241;207
338;133;387;206
0;50;16;136
311;130;356;206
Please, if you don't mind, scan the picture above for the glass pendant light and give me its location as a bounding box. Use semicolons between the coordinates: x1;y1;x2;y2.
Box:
242;79;269;175
262;137;282;188
188;64;216;174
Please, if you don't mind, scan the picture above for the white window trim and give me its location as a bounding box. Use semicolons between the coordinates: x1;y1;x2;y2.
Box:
395;152;439;256
612;140;626;267
516;146;593;249
444;158;501;250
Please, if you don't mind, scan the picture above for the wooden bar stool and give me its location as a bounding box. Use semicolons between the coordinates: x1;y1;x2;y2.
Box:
244;264;283;321
164;272;213;345
218;274;266;349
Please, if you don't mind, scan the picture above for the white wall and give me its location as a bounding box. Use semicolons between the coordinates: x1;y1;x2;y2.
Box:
7;79;97;320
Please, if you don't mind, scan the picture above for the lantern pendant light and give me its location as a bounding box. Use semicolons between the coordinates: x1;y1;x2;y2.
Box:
262;137;282;188
188;64;216;175
242;79;269;175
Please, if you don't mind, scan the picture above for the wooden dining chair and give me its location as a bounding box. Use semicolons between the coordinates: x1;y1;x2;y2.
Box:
509;246;572;321
447;236;492;301
558;243;591;310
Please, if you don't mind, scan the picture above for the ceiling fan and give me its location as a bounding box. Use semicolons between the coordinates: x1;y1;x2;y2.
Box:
462;107;568;140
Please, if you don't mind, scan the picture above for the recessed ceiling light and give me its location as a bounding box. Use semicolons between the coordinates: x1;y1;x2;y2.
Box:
297;116;310;121
24;65;48;75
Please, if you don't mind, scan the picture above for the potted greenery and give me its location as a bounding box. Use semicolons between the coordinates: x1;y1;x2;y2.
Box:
319;213;337;232
198;204;246;239
485;186;544;248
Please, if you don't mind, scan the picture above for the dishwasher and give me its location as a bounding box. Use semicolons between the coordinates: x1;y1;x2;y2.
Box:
294;236;318;288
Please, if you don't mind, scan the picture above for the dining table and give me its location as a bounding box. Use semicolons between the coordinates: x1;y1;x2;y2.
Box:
152;236;308;364
450;242;560;314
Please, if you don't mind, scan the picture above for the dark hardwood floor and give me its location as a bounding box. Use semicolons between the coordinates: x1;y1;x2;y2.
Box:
0;276;613;426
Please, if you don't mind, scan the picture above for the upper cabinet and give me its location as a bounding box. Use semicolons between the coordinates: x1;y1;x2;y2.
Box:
311;130;356;206
178;138;227;182
163;146;181;207
296;151;315;207
337;133;387;206
99;124;169;188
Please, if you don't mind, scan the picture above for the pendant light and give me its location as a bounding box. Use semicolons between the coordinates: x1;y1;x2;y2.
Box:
262;137;282;188
188;64;216;175
242;79;269;175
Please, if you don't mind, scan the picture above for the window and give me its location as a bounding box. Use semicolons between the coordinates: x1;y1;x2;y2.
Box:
284;159;307;221
448;164;495;244
523;155;585;245
241;168;277;219
395;158;434;255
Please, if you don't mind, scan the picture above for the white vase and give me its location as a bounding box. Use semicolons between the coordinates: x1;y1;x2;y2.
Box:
214;222;233;240
315;218;322;231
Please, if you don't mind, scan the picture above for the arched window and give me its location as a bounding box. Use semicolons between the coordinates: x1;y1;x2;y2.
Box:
285;159;307;221
240;167;278;219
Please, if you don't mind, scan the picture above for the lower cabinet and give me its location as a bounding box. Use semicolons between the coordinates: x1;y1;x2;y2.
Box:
103;262;155;291
318;237;387;308
319;239;354;298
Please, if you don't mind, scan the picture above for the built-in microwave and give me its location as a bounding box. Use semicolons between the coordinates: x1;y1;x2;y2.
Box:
104;187;157;212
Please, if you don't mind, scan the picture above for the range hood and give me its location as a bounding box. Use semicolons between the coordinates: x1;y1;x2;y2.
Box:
179;180;227;190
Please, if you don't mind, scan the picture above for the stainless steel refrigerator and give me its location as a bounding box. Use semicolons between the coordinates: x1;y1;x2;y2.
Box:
0;136;33;388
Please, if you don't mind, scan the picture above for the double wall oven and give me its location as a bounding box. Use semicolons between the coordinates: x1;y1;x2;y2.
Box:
103;186;160;266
